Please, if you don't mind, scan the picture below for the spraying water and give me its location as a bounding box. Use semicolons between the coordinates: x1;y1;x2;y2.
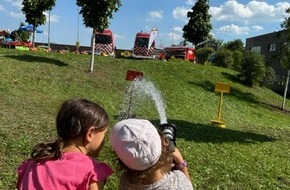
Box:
119;78;167;124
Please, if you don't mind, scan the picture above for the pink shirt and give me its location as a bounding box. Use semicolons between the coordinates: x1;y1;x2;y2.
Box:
17;152;113;190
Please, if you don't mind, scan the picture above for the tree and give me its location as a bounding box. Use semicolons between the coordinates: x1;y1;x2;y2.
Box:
195;47;214;64
280;7;290;69
182;0;212;47
223;39;244;52
212;49;233;68
222;39;244;71
22;0;56;47
76;0;122;73
238;51;266;87
281;7;290;40
17;22;30;42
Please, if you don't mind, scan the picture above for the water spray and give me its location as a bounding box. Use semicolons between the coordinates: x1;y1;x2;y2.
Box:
120;69;177;149
119;70;144;120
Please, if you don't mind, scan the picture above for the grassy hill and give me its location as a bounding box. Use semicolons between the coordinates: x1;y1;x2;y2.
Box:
1;47;290;189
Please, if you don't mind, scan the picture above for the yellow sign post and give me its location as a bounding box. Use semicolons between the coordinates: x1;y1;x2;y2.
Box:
211;82;230;128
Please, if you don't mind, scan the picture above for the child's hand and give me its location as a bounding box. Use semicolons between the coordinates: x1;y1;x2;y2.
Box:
170;148;184;164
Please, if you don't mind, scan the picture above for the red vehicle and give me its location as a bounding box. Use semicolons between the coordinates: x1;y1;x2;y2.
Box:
163;46;195;61
132;31;156;59
1;29;32;49
95;29;115;57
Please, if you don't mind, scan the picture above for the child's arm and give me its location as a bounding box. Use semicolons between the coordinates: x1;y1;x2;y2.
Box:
89;180;106;190
171;148;192;182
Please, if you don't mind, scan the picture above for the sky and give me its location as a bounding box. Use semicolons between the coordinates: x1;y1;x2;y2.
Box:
0;0;289;50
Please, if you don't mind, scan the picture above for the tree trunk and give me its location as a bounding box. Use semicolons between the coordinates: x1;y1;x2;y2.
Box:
32;27;36;48
89;28;96;73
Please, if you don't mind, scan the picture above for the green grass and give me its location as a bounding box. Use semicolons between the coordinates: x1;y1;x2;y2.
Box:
1;47;290;189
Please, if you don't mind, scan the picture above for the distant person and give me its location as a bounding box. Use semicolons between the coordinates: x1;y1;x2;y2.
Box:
17;98;113;190
110;118;193;190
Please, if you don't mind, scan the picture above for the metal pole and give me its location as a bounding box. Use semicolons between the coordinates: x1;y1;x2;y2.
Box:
217;92;223;121
282;70;290;110
170;26;174;46
76;9;80;53
48;11;50;48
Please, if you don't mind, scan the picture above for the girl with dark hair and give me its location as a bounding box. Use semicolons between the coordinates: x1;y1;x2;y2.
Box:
17;98;113;190
110;119;193;190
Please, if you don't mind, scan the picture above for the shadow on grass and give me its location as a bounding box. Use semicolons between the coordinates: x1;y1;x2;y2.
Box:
221;72;241;84
189;80;259;103
188;79;277;110
113;114;275;144
151;119;275;144
4;54;67;66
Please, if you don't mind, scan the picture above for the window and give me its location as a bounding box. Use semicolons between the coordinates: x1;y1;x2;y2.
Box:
250;46;261;53
269;44;276;52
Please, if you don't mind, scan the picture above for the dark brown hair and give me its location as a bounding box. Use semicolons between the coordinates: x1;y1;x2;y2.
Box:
31;98;109;161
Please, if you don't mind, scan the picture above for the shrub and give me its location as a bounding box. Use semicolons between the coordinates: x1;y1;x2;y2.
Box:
212;49;233;68
262;66;276;88
195;47;214;64
232;50;243;71
238;51;266;87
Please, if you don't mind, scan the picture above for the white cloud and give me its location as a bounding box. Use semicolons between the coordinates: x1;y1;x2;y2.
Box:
9;11;23;19
210;0;253;21
210;0;290;23
217;24;250;35
167;26;184;45
0;5;5;11
174;26;183;33
146;10;163;22
44;12;60;23
172;7;190;22
4;0;22;9
185;0;196;6
114;33;125;39
251;25;264;31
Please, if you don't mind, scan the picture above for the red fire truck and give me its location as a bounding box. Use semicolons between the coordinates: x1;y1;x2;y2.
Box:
163;46;195;61
95;29;115;57
132;31;156;59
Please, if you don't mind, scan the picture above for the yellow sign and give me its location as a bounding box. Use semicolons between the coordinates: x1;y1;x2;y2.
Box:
211;82;230;128
215;82;230;93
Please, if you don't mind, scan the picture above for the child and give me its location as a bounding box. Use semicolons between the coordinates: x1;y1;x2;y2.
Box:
110;118;193;190
17;98;113;190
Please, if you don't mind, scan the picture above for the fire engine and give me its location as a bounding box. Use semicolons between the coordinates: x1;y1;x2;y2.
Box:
132;31;156;59
95;29;115;57
163;46;195;61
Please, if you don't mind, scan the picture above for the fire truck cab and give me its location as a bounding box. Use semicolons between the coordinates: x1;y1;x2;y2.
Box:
95;29;115;57
163;46;195;61
132;32;156;59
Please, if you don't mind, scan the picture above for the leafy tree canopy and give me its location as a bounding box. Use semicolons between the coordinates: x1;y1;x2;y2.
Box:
223;39;244;52
76;0;122;32
279;7;290;69
22;0;56;27
17;22;30;42
281;7;290;41
22;0;56;46
182;0;212;47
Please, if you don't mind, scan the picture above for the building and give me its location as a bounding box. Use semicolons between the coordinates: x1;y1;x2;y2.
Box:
245;30;288;93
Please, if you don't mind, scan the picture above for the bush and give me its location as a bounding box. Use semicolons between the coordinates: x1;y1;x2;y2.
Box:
212;49;233;68
262;66;276;88
238;51;266;87
232;50;243;71
195;47;214;64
